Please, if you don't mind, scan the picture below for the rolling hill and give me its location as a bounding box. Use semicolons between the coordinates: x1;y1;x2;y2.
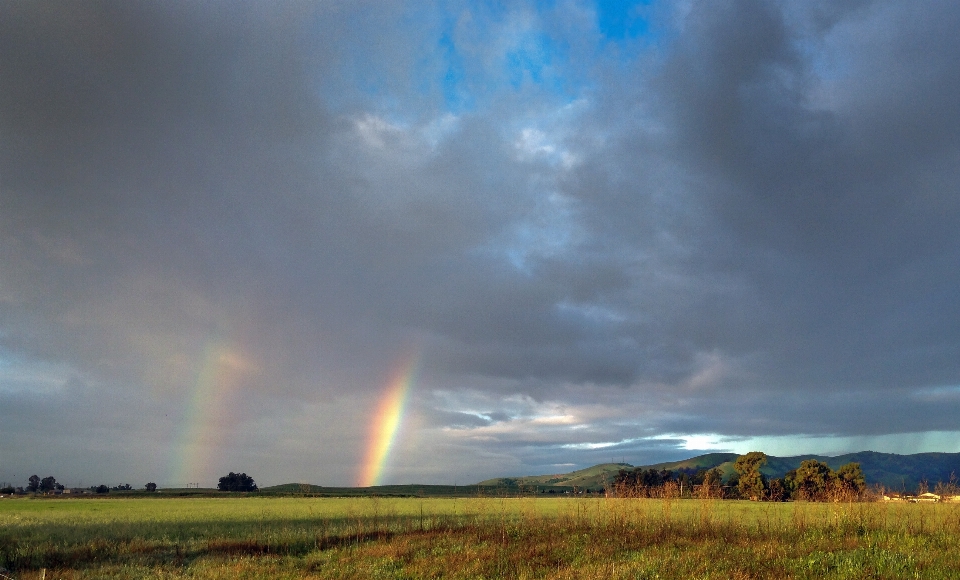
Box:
259;483;486;497
477;451;960;491
477;463;631;490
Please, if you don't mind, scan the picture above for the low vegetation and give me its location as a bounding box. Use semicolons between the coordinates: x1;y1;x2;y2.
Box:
4;495;960;578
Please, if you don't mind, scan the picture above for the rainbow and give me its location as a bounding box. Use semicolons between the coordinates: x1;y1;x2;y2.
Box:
358;356;418;487
170;343;252;486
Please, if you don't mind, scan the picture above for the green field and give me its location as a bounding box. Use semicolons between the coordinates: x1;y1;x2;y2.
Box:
3;496;960;579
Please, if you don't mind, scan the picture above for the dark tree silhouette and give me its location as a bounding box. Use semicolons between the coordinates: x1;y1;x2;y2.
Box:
27;475;40;492
614;467;675;488
218;472;258;492
145;482;158;492
39;476;58;492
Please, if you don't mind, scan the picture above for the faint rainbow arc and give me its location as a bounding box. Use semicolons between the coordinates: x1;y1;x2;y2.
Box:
170;343;250;486
358;357;418;487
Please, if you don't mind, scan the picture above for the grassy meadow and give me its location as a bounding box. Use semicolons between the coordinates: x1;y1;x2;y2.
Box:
3;495;960;579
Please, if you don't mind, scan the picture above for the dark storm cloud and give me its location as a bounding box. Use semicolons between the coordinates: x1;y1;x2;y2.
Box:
2;0;960;486
0;0;498;393
645;0;960;396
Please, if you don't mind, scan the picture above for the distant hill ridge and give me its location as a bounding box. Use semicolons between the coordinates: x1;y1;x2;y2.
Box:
477;451;960;491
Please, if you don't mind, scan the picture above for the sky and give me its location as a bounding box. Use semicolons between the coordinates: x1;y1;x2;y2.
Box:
2;0;960;489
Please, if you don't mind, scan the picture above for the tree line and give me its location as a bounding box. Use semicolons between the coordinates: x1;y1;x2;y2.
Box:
2;472;257;494
612;452;868;501
0;476;159;495
732;452;866;501
612;465;726;498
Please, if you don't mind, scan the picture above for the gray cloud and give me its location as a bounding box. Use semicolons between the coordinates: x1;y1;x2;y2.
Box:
2;0;960;487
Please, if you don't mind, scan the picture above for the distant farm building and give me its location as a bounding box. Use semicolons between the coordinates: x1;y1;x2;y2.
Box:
883;492;959;503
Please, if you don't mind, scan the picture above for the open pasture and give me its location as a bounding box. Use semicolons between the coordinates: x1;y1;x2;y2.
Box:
3;496;960;579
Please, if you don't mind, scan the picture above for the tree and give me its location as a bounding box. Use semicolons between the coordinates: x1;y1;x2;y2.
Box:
145;482;158;492
39;476;58;493
767;478;787;501
792;459;836;501
835;462;866;498
726;471;740;491
27;475;40;492
613;467;678;496
934;472;960;497
734;452;768;501
703;468;723;488
113;483;132;491
695;468;724;499
218;472;258;492
93;484;109;494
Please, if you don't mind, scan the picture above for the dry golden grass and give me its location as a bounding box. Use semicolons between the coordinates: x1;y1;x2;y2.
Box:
3;496;960;578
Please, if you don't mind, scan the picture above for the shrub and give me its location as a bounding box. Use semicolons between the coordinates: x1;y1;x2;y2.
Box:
218;472;258;492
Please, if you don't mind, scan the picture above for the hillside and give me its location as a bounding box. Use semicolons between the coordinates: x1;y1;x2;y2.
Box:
804;451;960;491
644;453;740;481
478;451;960;491
259;483;485;497
477;463;630;490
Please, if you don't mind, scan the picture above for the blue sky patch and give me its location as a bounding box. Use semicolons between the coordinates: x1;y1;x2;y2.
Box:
596;0;651;40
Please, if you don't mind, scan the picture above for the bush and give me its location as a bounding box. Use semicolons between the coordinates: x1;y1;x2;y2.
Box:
218;472;258;492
